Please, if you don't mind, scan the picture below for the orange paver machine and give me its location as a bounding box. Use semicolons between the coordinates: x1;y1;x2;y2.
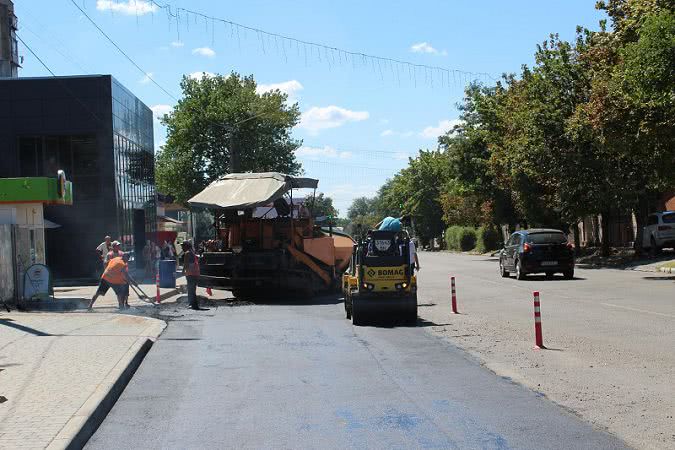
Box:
188;172;354;298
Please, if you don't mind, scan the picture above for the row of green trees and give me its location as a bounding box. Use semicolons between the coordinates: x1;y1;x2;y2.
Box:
347;0;675;254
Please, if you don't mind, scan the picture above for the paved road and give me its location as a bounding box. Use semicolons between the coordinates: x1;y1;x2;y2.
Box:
87;295;627;449
396;252;675;449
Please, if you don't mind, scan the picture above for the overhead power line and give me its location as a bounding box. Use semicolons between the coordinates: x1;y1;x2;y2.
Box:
70;0;179;101
141;0;496;88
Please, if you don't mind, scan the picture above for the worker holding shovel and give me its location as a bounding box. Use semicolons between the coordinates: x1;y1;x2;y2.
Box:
88;254;130;310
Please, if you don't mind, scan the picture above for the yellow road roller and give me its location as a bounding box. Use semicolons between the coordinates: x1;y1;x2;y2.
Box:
343;230;417;325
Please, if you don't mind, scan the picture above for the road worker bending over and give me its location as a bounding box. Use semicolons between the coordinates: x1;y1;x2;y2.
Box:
88;253;130;310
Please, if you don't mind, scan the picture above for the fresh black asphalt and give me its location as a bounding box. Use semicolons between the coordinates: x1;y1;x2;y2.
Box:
86;296;628;450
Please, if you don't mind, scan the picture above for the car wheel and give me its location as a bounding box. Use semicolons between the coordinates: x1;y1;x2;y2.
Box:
650;236;661;256
408;294;418;325
352;298;364;326
345;293;352;319
500;260;510;278
515;260;526;280
563;269;574;280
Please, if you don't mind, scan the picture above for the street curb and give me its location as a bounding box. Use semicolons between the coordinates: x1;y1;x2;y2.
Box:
45;334;158;450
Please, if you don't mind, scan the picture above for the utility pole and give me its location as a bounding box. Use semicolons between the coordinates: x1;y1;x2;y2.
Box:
0;0;21;78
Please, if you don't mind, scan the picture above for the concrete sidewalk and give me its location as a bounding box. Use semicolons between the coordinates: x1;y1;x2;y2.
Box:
0;312;166;449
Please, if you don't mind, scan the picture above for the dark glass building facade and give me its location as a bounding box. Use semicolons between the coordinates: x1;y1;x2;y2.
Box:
0;75;155;280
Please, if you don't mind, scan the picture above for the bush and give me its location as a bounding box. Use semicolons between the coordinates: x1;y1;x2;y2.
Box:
445;226;477;251
475;225;502;253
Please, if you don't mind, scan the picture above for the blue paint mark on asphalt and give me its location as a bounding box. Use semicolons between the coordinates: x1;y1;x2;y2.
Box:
479;432;512;450
374;408;421;431
335;408;365;430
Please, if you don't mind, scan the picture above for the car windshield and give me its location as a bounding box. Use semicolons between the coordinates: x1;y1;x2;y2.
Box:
527;232;567;244
662;213;675;224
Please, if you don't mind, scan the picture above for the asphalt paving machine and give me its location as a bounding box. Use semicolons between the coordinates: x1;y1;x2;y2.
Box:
188;172;354;298
343;230;418;325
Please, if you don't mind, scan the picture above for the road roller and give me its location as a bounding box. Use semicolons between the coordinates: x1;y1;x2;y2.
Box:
343;230;418;325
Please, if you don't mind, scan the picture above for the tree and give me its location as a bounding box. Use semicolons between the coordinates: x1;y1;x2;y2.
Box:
383;151;450;245
306;192;338;218
580;4;675;252
156;72;302;205
347;197;377;219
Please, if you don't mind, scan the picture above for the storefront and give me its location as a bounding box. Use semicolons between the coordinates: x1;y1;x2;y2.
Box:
0;173;72;302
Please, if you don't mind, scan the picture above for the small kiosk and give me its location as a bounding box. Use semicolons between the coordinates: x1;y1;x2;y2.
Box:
0;171;72;303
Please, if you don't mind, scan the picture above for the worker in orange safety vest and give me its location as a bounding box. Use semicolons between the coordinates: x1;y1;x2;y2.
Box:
88;254;130;310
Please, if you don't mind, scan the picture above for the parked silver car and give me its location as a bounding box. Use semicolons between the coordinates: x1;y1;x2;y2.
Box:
642;211;675;253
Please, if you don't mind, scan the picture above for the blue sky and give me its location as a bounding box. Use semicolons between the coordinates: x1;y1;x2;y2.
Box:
16;0;606;216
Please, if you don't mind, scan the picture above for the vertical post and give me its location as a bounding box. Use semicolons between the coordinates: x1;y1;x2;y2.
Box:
451;276;458;314
155;261;161;304
533;291;545;349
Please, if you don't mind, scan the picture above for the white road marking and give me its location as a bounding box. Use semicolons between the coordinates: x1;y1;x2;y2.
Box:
600;302;675;319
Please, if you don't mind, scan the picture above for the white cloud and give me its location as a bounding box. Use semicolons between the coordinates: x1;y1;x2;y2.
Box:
192;47;216;58
188;71;215;80
379;118;390;125
150;104;172;120
381;129;414;138
298;106;369;134
410;42;447;56
171;41;185;48
139;72;153;84
295;145;352;159
420;119;463;139
96;0;158;15
256;80;304;102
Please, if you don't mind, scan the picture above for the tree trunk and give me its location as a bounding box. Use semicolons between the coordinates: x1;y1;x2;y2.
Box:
592;216;601;247
573;222;581;256
633;199;649;257
600;211;611;257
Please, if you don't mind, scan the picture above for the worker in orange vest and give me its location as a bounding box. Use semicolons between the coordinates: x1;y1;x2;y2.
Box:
180;241;200;310
88;254;130;310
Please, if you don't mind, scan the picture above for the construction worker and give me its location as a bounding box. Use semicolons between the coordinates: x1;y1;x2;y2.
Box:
181;241;200;310
88;254;130;310
105;241;124;266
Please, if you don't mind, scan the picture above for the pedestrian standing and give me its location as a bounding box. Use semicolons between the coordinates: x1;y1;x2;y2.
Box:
95;235;112;274
142;241;153;279
181;241;200;310
88;254;130;310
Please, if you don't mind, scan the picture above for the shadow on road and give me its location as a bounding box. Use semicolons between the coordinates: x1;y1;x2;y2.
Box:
416;318;453;328
0;319;51;336
214;292;343;306
641;276;675;281
516;275;587;281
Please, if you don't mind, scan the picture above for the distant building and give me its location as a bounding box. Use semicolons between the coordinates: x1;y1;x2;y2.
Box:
0;75;156;280
0;0;20;78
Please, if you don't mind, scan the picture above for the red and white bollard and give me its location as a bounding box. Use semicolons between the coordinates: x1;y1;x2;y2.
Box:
533;291;545;349
155;263;161;304
450;276;459;314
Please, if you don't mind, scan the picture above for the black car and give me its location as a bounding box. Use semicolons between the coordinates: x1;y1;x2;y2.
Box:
499;229;575;280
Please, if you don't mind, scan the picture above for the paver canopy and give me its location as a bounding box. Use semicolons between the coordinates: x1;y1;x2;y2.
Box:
188;172;319;210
